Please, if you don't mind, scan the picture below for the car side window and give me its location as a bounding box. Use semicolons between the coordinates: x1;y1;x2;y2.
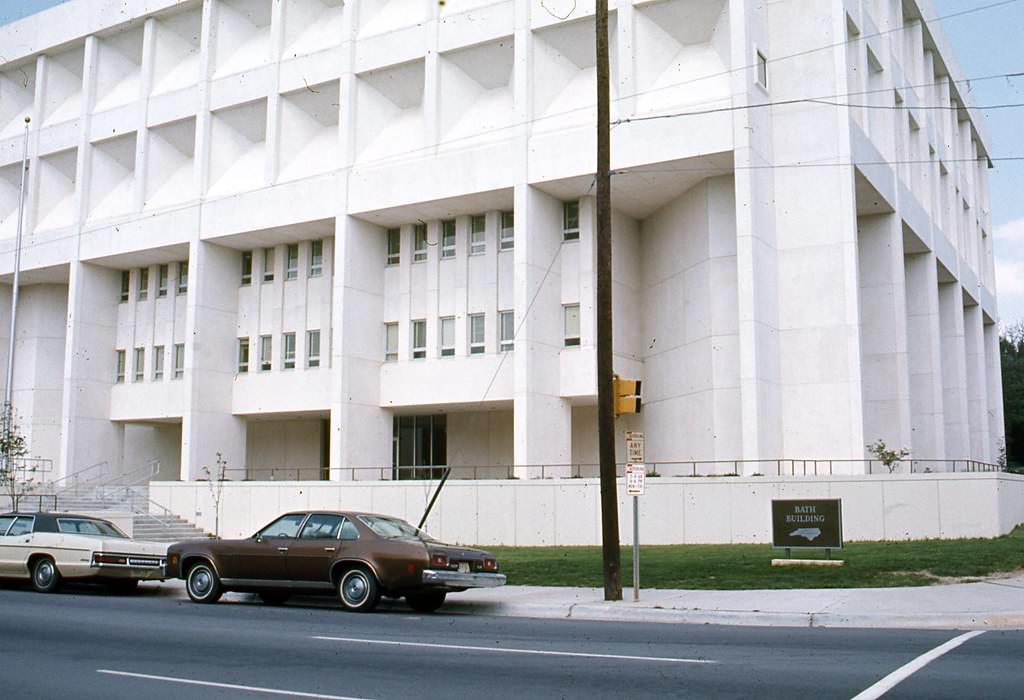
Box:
0;516;15;535
7;516;34;536
258;514;305;539
339;518;359;541
299;514;344;540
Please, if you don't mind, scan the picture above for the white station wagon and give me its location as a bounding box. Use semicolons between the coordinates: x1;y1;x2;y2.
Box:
0;512;169;593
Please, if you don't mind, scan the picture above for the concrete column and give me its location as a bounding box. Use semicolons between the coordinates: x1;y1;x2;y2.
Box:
857;213;912;466
937;278;969;461
963;303;990;461
984;320;1006;463
59;262;124;479
904;252;944;459
180;241;246;480
329;216;391;477
512;185;570;478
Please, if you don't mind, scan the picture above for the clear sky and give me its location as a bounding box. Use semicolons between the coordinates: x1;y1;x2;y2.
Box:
1;0;1022;323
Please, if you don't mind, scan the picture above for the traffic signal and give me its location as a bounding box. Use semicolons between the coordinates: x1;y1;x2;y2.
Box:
612;374;641;417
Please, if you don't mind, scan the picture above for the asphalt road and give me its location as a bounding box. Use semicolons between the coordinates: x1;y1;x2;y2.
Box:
0;584;1021;699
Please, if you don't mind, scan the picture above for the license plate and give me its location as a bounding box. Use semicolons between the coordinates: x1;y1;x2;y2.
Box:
458;562;470;573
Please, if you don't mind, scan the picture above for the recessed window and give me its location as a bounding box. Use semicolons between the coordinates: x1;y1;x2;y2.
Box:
469;313;485;355
562;201;579;241
309;240;323;277
115;349;125;384
176;262;188;295
440;317;455;357
384;322;398;362
173;343;185;379
133;347;145;382
283;332;296;369
259;335;272;371
756;50;768;89
499;211;514;251
307;330;321;368
241;251;252;286
386;228;400;265
153;345;164;380
157;264;169;297
119;271;130;303
411;319;426;359
564;304;580;347
137;268;149;301
286;244;299;281
263;248;275;283
237;337;249;373
413;224;428;263
470;215;486;255
441;220;456;259
499;310;514;352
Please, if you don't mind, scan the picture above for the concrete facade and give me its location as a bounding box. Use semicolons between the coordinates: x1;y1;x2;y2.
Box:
0;0;1004;484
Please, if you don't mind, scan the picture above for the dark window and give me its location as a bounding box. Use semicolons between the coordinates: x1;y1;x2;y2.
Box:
299;514;344;539
8;516;34;536
393;415;446;480
258;514;306;539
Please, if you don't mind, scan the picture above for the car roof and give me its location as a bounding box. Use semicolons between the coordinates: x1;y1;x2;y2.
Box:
1;512;115;522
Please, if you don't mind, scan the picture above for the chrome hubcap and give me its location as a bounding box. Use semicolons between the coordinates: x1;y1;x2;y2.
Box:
190;569;211;596
343;574;367;604
36;562;53;585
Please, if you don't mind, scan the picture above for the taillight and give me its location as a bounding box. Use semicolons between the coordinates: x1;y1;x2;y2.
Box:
483;558;498;572
430;552;449;569
95;554;128;565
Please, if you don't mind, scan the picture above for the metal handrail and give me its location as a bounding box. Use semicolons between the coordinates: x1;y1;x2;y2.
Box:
232;458;1005;481
47;460;111;495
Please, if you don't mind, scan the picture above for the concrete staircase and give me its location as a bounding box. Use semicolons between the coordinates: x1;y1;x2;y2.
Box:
55;485;209;543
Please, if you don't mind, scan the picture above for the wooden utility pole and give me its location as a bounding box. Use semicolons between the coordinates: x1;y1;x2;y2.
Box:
595;0;622;601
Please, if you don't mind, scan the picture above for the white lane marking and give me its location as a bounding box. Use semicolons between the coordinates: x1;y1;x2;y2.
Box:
313;635;714;664
850;630;985;700
96;669;374;700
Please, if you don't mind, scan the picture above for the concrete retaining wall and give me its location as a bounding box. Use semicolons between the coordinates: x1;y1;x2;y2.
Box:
149;472;1024;545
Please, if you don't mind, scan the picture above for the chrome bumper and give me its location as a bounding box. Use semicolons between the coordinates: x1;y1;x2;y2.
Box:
421;569;507;588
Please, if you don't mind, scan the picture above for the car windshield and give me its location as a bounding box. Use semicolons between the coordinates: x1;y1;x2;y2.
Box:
57;518;128;538
358;516;438;542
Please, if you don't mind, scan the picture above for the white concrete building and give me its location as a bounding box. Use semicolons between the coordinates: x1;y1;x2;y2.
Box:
0;0;1005;486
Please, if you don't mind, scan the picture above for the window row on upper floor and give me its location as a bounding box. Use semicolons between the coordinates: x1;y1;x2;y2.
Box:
237;330;321;373
384;202;580;266
240;240;326;286
115;343;184;383
383;305;580;362
119;262;188;303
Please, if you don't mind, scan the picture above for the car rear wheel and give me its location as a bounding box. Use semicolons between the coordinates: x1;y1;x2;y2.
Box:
406;591;446;613
185;562;223;604
31;557;62;593
337;566;380;612
258;591;290;606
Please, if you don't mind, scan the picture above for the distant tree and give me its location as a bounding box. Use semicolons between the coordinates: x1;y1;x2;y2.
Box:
1001;321;1024;471
866;439;910;473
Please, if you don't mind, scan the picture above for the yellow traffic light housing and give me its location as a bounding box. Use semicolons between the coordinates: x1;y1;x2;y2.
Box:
612;374;642;417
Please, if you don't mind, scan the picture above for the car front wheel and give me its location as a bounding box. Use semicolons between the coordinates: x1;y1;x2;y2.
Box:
406;591;446;613
186;562;223;604
337;566;380;612
31;557;62;593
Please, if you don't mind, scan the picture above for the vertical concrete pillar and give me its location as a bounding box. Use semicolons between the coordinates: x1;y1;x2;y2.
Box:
329;216;391;478
963;303;990;461
937;278;969;462
984;320;1006;462
856;213;912;465
904;252;944;459
59;262;124;479
512;185;571;478
180;242;246;480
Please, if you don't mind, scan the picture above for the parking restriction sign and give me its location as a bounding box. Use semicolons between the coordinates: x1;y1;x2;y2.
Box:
625;463;646;496
625;431;644;463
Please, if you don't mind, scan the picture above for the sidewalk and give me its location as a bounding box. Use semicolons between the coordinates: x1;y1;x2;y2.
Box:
444;576;1024;629
151;575;1024;630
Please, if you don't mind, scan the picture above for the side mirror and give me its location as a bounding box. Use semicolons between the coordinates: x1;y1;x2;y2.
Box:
254;533;263;543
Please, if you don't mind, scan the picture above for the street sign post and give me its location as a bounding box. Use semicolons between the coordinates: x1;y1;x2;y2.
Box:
625;431;644;463
624;461;645;601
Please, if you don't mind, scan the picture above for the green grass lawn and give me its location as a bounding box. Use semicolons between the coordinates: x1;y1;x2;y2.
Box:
487;526;1024;589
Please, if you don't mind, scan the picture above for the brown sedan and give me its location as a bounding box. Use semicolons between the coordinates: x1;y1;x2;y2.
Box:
166;510;506;613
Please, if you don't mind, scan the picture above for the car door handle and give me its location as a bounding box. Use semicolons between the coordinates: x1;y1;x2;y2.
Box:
323;547;336;552
277;547;289;553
